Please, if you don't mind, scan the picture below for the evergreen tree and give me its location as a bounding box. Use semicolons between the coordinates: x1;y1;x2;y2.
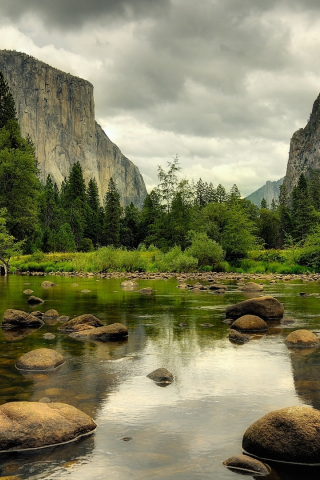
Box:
260;198;267;209
278;184;292;245
228;184;241;204
271;198;277;211
104;178;121;246
85;177;102;246
309;169;320;211
120;202;141;248
195;178;206;207
0;72;16;129
291;173;317;241
216;184;227;203
258;208;280;249
56;223;76;252
65;161;86;203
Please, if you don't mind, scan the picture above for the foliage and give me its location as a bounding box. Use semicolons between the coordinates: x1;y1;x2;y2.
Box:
186;231;224;267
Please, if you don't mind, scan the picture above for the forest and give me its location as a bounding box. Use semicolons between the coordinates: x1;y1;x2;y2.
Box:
1;70;320;274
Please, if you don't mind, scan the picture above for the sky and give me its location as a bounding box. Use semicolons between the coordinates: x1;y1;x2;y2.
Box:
0;0;320;195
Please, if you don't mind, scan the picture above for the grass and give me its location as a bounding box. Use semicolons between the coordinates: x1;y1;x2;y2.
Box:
8;247;316;274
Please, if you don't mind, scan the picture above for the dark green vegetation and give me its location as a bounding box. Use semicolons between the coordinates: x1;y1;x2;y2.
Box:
1;72;320;274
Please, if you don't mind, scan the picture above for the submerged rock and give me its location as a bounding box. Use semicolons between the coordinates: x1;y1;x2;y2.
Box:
80;289;91;293
147;368;174;384
2;309;44;329
223;454;270;475
0;401;96;452
229;329;250;344
121;280;139;289
43;333;56;340
23;289;34;295
58;314;103;332
70;323;128;342
2;327;39;342
226;296;284;320
286;330;320;348
242;406;320;464
16;348;65;371
139;287;154;294
240;282;264;292
209;284;227;291
41;281;57;288
27;296;44;305
230;315;268;333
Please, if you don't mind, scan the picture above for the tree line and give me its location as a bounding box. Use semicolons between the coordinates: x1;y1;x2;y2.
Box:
1;69;320;273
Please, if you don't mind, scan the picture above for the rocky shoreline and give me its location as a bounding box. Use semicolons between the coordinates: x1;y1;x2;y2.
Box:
11;270;320;282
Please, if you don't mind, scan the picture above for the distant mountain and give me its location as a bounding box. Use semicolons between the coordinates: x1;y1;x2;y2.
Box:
246;178;284;207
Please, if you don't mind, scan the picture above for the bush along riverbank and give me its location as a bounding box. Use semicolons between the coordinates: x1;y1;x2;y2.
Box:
5;245;318;277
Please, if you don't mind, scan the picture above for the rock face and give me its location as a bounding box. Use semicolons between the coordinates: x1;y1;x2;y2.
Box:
0;401;96;452
242;406;320;464
284;93;320;196
226;296;284;320
16;348;65;371
246;178;284;207
286;329;320;348
0;50;147;207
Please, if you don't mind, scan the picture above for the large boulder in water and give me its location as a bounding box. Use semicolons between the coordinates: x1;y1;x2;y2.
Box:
0;401;96;452
242;406;320;464
240;282;264;292
147;368;174;383
285;329;320;348
58;314;103;332
16;348;65;371
230;315;268;332
223;454;270;475
70;323;128;342
2;309;44;329
226;296;284;320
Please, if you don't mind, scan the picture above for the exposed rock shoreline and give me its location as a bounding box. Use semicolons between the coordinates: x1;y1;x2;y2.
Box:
12;270;320;282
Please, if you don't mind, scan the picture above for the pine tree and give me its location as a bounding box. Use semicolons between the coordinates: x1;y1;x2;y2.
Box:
216;184;227;203
291;173;316;241
85;177;102;246
229;184;241;204
195;178;206;207
0;72;16;129
260;198;267;209
309;169;320;211
278;184;292;245
104;178;121;246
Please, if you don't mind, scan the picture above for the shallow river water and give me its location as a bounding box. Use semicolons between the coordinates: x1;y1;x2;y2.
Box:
1;275;320;479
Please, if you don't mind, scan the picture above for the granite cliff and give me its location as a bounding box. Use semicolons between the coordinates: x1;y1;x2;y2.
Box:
246;178;284;207
0;50;147;207
284;93;320;196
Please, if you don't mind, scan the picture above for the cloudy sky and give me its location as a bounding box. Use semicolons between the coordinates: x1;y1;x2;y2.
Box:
0;0;320;195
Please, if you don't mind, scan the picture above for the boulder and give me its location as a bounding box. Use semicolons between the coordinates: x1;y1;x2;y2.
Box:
27;296;44;305
230;315;268;332
223;454;270;475
242;406;320;464
147;368;174;384
70;323;128;342
57;315;70;323
58;314;103;332
177;283;189;289
286;330;320;348
2;309;44;329
43;309;59;318
240;282;264;291
16;348;65;371
71;283;78;287
209;284;227;291
226;296;284;320
23;289;34;295
0;401;96;451
30;311;43;317
41;281;57;288
121;280;139;289
139;287;153;294
229;329;250;343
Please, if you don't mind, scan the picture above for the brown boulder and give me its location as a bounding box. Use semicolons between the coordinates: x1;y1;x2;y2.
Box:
147;368;174;384
43;309;59;318
16;348;65;371
58;314;103;332
70;323;128;342
27;296;43;305
0;401;96;451
2;309;44;329
23;289;34;295
223;454;270;475
139;287;153;294
30;311;43;318
286;329;320;348
209;284;227;291
242;406;320;464
229;329;250;343
41;281;57;288
230;315;268;332
226;296;284;320
240;282;264;291
121;280;139;289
